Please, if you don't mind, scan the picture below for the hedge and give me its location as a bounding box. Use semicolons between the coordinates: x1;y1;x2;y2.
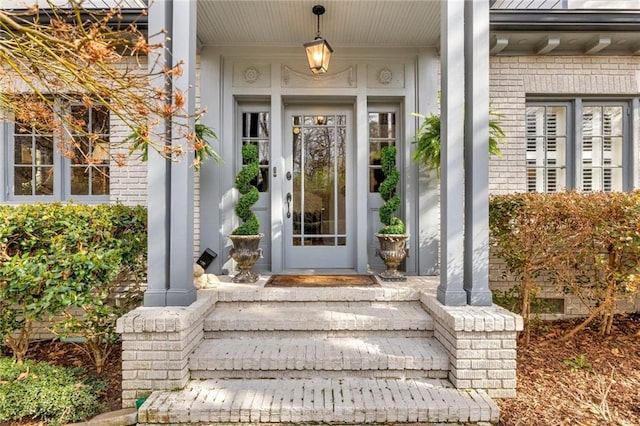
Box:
0;203;147;370
490;191;640;342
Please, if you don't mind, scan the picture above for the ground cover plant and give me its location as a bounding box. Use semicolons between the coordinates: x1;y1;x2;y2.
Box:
0;356;105;425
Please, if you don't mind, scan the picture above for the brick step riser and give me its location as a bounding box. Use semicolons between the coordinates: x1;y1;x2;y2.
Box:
213;288;422;304
212;300;423;309
204;321;433;334
203;330;434;339
189;369;449;380
190;354;449;375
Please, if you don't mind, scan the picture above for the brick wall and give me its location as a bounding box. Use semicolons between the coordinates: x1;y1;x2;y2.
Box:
116;291;217;408
488;55;640;194
488;55;640;316
489;250;640;318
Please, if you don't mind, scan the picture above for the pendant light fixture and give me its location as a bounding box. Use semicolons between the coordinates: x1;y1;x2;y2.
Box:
303;5;333;74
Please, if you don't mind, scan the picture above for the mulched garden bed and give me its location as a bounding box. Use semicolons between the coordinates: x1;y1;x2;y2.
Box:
498;313;640;425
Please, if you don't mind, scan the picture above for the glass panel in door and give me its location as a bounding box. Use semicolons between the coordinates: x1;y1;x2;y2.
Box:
284;109;353;269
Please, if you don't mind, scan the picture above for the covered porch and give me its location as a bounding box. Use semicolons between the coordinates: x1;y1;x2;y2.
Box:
145;0;493;308
117;0;523;423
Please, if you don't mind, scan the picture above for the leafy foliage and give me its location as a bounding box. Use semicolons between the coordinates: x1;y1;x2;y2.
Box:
490;192;640;342
232;144;260;235
412;107;504;176
378;146;405;234
193;122;222;170
0;357;105;425
0;203;147;367
0;3;207;167
564;354;593;373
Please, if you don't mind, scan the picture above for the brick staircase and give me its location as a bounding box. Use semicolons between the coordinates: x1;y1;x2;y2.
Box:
136;286;499;425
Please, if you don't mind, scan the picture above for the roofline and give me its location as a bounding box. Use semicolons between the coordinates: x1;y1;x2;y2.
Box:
3;7;147;31
490;9;640;32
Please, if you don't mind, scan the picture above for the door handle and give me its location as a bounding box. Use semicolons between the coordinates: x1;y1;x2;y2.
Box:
286;192;292;218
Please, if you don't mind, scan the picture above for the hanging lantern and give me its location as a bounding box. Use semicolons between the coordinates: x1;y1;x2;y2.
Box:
303;5;333;74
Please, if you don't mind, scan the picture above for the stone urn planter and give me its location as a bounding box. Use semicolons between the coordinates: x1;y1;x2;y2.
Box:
229;144;262;283
229;234;263;283
375;146;408;282
375;233;409;281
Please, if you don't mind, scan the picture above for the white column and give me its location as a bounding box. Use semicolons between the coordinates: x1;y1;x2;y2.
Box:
144;0;172;307
464;0;492;306
144;0;197;306
167;0;197;306
437;0;467;306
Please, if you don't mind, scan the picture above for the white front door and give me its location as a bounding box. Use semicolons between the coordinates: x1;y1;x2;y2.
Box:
283;106;354;269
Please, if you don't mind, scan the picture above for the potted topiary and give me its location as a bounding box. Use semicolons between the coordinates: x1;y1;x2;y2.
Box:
375;145;408;281
229;144;263;283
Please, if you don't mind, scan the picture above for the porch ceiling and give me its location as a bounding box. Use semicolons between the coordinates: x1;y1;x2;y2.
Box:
196;0;441;48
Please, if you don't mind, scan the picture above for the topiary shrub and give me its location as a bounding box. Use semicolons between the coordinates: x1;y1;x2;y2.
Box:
0;357;105;425
232;144;260;235
378;146;405;234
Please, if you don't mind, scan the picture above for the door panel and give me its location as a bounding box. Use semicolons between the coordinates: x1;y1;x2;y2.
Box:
367;107;400;271
238;107;271;271
284;108;353;269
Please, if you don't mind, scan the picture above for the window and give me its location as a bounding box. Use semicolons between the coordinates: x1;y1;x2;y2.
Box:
5;99;110;201
526;99;633;193
69;104;110;197
526;104;568;192
240;111;270;192
368;111;397;192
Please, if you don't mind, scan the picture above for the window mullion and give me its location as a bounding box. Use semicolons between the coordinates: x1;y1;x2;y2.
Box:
573;98;582;191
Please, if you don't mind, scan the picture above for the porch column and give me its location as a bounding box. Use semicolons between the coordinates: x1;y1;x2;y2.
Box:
464;0;492;306
437;0;467;306
144;0;197;307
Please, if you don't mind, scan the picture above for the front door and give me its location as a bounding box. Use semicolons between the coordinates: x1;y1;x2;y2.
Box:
283;107;354;269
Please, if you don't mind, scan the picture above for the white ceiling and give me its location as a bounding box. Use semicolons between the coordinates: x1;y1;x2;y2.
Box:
196;0;441;48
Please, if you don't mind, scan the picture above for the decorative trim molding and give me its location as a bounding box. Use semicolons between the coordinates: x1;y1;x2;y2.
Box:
232;63;270;88
367;64;405;88
377;68;393;85
282;66;355;88
243;66;261;84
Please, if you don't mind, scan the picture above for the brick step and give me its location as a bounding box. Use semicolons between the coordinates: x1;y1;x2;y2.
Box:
189;337;449;379
214;286;421;303
137;378;499;425
204;302;433;334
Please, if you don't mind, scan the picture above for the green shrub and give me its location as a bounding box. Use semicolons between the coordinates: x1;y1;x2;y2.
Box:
0;357;105;425
0;203;147;367
232;144;260;235
378;146;405;234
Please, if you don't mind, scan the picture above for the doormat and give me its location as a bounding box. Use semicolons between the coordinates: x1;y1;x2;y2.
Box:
265;274;379;287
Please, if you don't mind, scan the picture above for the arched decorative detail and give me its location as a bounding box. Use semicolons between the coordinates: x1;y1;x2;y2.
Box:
281;65;355;88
